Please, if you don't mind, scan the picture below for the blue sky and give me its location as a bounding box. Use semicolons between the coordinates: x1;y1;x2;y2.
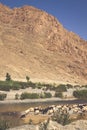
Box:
0;0;87;40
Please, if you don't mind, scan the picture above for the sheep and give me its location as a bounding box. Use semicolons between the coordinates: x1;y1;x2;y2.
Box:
29;107;34;112
82;106;87;112
34;110;40;115
47;109;54;115
25;109;30;114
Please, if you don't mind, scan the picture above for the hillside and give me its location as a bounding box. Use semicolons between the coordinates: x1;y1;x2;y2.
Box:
0;3;87;84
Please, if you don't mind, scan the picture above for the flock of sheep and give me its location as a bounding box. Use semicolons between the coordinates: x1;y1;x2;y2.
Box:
20;103;87;118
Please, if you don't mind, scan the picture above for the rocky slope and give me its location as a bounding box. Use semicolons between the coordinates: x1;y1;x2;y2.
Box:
0;3;87;84
8;120;87;130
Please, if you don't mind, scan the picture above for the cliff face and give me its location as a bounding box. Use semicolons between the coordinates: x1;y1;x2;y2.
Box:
0;3;87;84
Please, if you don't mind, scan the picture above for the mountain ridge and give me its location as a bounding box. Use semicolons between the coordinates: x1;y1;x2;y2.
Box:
0;3;87;84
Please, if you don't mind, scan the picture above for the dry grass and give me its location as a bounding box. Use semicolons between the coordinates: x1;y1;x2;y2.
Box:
22;114;50;124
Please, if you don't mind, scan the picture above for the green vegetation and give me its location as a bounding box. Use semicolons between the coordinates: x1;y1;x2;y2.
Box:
28;119;33;125
0;73;37;91
15;93;19;100
39;118;50;130
73;89;87;99
0;93;7;100
66;84;73;89
81;85;87;88
20;92;39;99
44;92;52;98
52;111;71;126
39;92;52;99
54;92;63;98
26;76;30;82
0;80;36;91
5;73;11;81
0;73;69;92
56;84;67;92
0;120;9;130
20;92;52;100
0;80;21;91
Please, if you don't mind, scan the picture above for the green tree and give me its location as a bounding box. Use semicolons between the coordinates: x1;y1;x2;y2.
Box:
5;73;11;81
26;76;30;82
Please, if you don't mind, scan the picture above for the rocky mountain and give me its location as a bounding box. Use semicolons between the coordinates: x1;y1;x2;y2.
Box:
0;3;87;84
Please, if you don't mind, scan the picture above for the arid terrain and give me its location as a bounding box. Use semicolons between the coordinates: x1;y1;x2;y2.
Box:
0;3;87;85
0;3;87;130
8;120;87;130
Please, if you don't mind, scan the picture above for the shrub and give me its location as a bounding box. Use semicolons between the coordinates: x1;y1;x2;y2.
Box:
11;85;20;90
66;84;73;89
39;118;50;130
44;92;52;98
26;76;30;82
0;85;10;91
54;92;63;98
52;111;71;126
37;86;42;89
15;93;19;100
28;81;36;89
5;73;11;81
0;81;22;91
39;93;45;98
20;92;39;100
0;120;9;130
74;85;81;88
0;93;7;100
56;84;67;92
28;119;33;124
73;89;87;99
81;85;87;88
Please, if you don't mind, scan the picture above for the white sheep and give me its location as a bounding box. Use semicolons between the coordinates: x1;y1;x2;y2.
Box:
34;110;40;115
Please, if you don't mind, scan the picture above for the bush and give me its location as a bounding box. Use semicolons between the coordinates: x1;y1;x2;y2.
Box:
28;81;36;89
28;119;33;124
54;92;63;98
0;85;10;91
0;93;7;100
15;93;19;100
56;84;67;92
26;76;30;82
66;84;73;89
52;111;71;126
37;86;42;89
81;85;87;88
44;92;52;98
0;120;9;130
39;93;45;98
20;92;39;100
73;89;87;99
5;73;11;81
39;118;50;130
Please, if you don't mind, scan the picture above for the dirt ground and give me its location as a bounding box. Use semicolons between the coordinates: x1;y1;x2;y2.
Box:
22;114;50;124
